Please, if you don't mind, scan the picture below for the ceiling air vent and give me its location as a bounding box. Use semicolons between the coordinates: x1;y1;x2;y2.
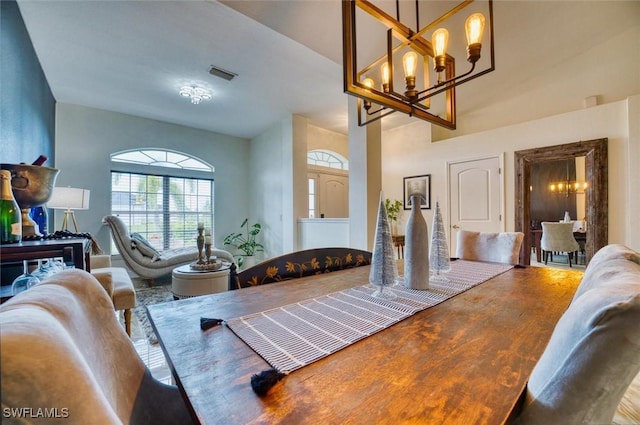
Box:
208;65;237;81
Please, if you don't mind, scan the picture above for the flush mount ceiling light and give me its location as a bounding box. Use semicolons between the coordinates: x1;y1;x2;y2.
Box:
342;0;495;129
179;86;212;105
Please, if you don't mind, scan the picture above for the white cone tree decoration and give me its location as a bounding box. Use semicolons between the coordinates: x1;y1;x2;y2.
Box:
429;200;451;281
369;192;399;299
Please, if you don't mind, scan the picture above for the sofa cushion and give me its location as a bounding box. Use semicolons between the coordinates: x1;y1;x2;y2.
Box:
573;244;640;301
130;233;161;261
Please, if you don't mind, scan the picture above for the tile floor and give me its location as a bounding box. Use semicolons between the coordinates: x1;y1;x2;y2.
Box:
122;276;173;384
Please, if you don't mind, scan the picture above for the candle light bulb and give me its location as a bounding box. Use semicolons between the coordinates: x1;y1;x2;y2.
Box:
363;78;374;89
381;62;390;92
402;52;418;79
465;13;485;46
465;13;485;63
431;28;449;73
432;28;449;58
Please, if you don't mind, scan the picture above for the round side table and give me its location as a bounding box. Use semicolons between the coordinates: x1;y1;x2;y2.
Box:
171;263;231;299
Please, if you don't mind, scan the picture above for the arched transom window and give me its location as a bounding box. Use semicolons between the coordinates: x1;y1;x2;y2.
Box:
307;149;348;170
111;149;213;172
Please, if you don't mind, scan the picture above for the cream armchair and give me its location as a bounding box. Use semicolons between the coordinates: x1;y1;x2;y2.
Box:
103;215;234;285
91;254;136;336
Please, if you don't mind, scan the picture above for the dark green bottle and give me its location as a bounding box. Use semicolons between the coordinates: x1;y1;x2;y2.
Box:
0;170;22;244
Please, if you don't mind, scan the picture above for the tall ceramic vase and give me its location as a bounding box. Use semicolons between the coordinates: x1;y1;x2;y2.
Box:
404;193;429;290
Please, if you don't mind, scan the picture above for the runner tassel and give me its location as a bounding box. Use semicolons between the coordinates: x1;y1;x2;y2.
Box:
251;368;285;396
200;317;224;330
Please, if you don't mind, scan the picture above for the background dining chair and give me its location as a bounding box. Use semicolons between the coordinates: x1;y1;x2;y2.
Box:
455;230;524;265
1;269;194;425
540;221;580;267
515;244;640;425
230;247;372;290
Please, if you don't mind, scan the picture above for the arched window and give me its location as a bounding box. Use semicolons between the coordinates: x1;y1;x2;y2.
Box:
307;149;348;170
112;149;214;172
110;149;214;251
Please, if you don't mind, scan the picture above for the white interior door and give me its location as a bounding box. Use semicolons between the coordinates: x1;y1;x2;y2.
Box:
319;174;348;218
448;156;503;256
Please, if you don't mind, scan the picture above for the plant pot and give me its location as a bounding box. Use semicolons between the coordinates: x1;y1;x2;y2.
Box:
238;255;258;270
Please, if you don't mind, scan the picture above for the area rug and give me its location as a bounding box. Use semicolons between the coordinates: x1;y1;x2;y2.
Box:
133;284;174;345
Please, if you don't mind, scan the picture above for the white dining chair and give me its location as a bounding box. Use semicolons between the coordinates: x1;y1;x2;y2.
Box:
455;230;524;265
540;221;580;267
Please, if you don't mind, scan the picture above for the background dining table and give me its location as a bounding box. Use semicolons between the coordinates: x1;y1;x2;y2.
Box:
147;261;582;425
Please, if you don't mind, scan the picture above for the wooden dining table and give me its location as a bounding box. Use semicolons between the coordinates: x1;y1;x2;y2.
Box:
147;262;582;425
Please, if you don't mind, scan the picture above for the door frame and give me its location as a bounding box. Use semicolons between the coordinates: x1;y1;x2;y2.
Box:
514;138;608;265
447;154;505;255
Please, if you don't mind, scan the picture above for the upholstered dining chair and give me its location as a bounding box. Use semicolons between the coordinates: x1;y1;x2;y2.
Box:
230;247;372;290
103;215;234;285
1;269;194;425
540;221;580;267
455;230;524;265
514;244;640;425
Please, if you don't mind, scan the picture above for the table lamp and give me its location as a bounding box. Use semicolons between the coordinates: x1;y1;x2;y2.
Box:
47;187;90;232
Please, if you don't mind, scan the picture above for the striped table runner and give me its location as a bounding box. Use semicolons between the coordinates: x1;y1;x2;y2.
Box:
226;260;513;374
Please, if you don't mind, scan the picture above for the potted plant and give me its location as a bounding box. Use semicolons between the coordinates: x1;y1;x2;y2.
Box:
384;198;403;235
223;218;264;268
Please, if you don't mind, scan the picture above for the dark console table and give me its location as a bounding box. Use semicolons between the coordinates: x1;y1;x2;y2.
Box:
0;238;91;271
0;238;92;301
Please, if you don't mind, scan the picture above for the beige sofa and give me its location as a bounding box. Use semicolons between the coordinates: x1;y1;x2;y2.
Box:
0;269;193;424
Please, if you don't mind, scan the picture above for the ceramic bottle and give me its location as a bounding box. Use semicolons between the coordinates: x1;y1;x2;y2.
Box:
404;193;429;290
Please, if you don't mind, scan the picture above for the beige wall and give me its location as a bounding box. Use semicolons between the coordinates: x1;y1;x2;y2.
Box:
432;13;640;142
307;124;348;159
382;96;640;253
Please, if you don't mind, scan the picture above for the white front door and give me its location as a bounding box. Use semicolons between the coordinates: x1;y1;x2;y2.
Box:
319;174;348;218
448;155;503;256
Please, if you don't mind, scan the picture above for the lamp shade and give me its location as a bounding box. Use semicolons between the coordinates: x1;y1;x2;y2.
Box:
47;187;90;210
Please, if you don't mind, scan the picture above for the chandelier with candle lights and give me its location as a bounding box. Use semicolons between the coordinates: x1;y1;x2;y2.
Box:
342;0;495;129
548;160;589;196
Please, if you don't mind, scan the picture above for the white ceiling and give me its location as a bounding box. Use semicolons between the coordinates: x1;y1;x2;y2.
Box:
16;0;639;140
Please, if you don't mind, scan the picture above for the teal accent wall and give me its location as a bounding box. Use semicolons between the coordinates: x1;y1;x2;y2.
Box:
0;0;55;165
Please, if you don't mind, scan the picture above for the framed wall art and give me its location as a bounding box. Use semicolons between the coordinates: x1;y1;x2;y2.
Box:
403;174;431;210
